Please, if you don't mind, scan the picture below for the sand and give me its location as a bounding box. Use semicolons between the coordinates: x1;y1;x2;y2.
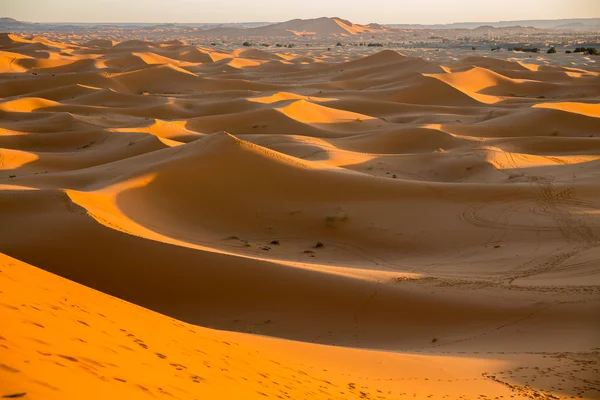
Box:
1;33;599;400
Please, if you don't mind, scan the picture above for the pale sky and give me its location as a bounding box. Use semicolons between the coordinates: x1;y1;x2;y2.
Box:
3;0;599;24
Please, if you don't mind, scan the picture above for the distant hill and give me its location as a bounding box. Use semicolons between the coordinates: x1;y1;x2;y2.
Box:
0;17;34;31
0;17;30;25
470;25;541;33
555;22;587;29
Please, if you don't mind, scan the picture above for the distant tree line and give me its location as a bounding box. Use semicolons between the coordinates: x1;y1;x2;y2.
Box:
232;41;597;55
334;42;387;47
242;42;295;48
504;46;598;55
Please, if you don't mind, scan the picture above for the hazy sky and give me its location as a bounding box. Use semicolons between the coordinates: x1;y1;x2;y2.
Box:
4;0;600;24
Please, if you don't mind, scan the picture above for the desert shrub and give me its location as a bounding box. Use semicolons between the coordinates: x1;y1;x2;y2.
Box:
510;46;538;53
367;43;383;47
547;47;556;54
566;50;572;53
242;41;251;47
275;43;282;47
336;42;342;46
574;47;598;55
260;43;270;47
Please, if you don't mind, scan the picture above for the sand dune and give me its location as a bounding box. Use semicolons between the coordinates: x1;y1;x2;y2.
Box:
1;34;599;400
5;252;573;400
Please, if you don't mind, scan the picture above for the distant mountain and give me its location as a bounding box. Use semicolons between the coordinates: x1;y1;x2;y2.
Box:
0;18;272;33
0;16;392;37
1;16;599;36
199;17;391;37
386;18;600;30
149;22;272;29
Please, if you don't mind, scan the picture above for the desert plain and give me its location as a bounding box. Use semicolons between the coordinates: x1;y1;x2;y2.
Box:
0;16;599;400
